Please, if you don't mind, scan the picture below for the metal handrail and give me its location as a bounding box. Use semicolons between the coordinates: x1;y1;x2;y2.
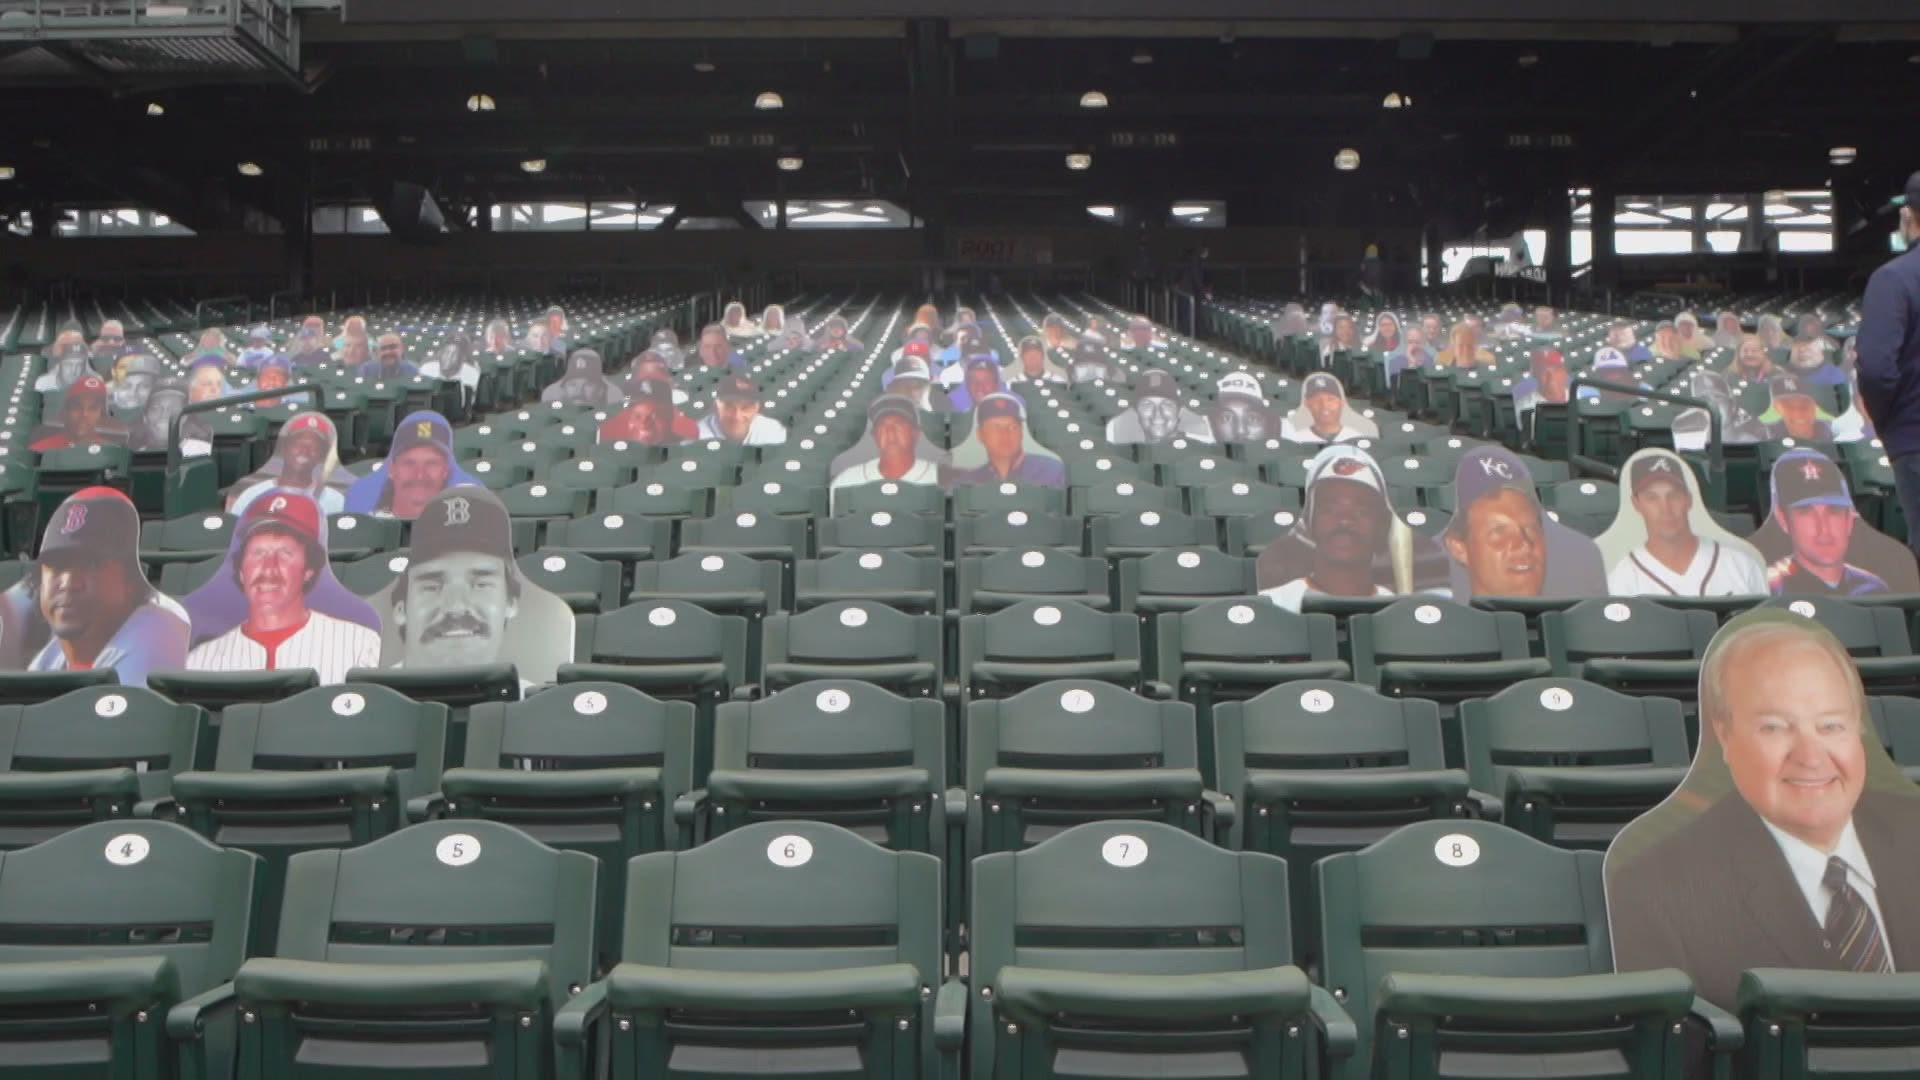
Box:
193;295;249;330
1565;375;1722;491
167;380;322;477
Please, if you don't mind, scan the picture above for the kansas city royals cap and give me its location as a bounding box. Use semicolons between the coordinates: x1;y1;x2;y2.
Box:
964;354;999;374
974;392;1027;423
1451;446;1539;521
38;487;139;563
715;375;759;402
390;412;453;460
1771;448;1853;511
1134;369;1179;400
239;490;323;547
1628;452;1690;495
867;393;919;428
1302;372;1344;399
1769;372;1813;401
409;488;515;564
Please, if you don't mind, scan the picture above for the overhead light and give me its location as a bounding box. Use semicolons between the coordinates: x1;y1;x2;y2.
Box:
1763;188;1787;204
236;161;263;177
1079;90;1109;109
1171;204;1210;217
1382;92;1410;109
1086;204;1117;218
466;93;496;113
1517;52;1540;67
1065;152;1093;171
776;156;804;172
754;91;785;111
693;59;716;73
1334;148;1361;171
1131;48;1153;65
520;158;547;174
145;102;165;117
1829;145;1857;166
0;166;13;181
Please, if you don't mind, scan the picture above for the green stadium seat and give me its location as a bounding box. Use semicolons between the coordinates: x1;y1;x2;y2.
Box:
1758;596;1920;697
0;685;201;849
957;547;1113;612
564;600;753;779
1350;598;1552;760
145;669;321;770
1117;547;1256;616
1541;597;1718;705
793;550;947;614
958;600;1145;699
758;601;943;698
969;820;1352;1079
1461;678;1690;849
626;550;785;622
515;549;623;614
954;509;1093;557
816;509;947;558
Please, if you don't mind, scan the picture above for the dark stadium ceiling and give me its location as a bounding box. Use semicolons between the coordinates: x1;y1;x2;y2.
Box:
1;4;1918;238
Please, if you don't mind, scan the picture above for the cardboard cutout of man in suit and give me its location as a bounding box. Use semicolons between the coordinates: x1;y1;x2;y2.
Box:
1607;611;1920;1013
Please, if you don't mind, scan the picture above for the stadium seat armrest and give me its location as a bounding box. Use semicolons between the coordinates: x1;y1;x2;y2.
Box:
404;794;445;823
1308;983;1358;1061
729;683;761;702
1467;788;1504;820
235;957;550;1008
707;767;933;802
1688;994;1744;1053
980;766;1204;801
994;965;1310;1023
553;979;608;1047
133;797;174;820
1243;769;1471;804
1377;969;1695;1024
1200;789;1236;842
607;962;922;1013
673;789;706;846
0;767;139;801
172;766;398;802
0;955;178;1008
1144;680;1176;701
934;979;967;1050
1737;968;1920;1016
167;981;237;1040
1501;766;1688;801
442;767;666;800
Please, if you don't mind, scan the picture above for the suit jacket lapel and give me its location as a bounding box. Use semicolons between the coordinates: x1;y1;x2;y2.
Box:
1717;798;1834;971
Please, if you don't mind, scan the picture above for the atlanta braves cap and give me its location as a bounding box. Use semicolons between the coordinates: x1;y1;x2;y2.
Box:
409;487;515;564
1629;452;1690;495
1771;448;1852;510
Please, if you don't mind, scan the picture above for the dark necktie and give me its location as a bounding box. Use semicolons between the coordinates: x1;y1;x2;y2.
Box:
1824;855;1892;974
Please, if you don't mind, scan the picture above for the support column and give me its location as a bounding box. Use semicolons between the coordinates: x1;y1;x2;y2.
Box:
1545;188;1573;306
1422;221;1442;290
1590;182;1617;291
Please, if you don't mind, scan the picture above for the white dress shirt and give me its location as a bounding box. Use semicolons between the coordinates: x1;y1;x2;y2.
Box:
1761;817;1896;969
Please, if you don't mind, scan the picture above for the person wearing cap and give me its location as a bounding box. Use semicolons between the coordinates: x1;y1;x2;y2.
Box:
696;324;742;370
1281;372;1368;444
29;375;127;451
345;411;473;519
1041;313;1072;351
186;491;380;682
1259;445;1400;612
1068;342;1119;385
1855;170;1920;561
34;341;93;394
129;379;210;457
390;488;525;672
1444;447;1604;599
831;395;941;496
949;393;1067;488
820;315;860;353
947;356;1005;414
1513;349;1581;418
1673;368;1767;452
238;325;277;370
1598;321;1651;364
1608;451;1766;597
890;325;934;366
1587;346;1651;403
1004;336;1067;387
253;354;309;408
1765;449;1887;596
108;350;161;413
1434;322;1494;369
882;355;949;414
1123;315;1160;352
28;488;189;685
937;327;987;372
289;323;333;369
649;327;686;370
1208;372;1281;443
1109;369;1215;445
232;413;355;516
543;348;623;408
698;375;787;446
1763;373;1834;443
599;377;688;446
358;332;418;380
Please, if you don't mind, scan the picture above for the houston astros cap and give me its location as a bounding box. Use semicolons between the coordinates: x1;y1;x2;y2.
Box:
410;487;515;564
975;392;1026;423
391;412;453;460
1302;372;1343;399
715;375;759;401
239;490;323;548
1771;448;1853;510
1769;372;1813;401
1629;452;1690;495
1134;369;1179;400
1452;446;1539;523
867;393;919;428
39;487;139;564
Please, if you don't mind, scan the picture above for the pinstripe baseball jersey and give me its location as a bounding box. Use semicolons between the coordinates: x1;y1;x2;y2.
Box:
186;610;381;684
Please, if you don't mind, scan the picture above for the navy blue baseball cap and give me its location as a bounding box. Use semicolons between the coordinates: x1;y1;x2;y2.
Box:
975;392;1026;423
1451;446;1539;524
1771;448;1852;511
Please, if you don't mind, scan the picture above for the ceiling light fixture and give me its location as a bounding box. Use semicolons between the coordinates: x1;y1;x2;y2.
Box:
776;156;804;172
520;158;547;174
1079;90;1109;109
1517;52;1540;67
693;59;716;73
754;91;785;110
1382;92;1408;109
1171;204;1210;216
1087;204;1117;218
145;102;165;117
0;166;14;181
466;93;496;113
1065;152;1093;171
1829;145;1857;166
1334;148;1361;171
236;161;263;177
1131;48;1153;65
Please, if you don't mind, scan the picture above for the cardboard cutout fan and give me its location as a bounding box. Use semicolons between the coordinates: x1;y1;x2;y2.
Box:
944;392;1066;489
1278;372;1379;444
1605;610;1920;1012
542;348;627;408
691;374;788;446
599;376;696;446
1443;446;1608;599
183;490;382;684
1207;372;1285;444
27;376;131;452
1596;448;1769;597
1746;447;1920;597
0;488;191;686
1106;369;1215;445
343;411;484;520
828;394;950;511
1255;443;1453;612
372;487;574;686
229;412;357;517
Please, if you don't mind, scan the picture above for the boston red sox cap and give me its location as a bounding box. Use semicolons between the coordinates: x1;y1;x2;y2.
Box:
38;486;140;565
410;487;515;565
